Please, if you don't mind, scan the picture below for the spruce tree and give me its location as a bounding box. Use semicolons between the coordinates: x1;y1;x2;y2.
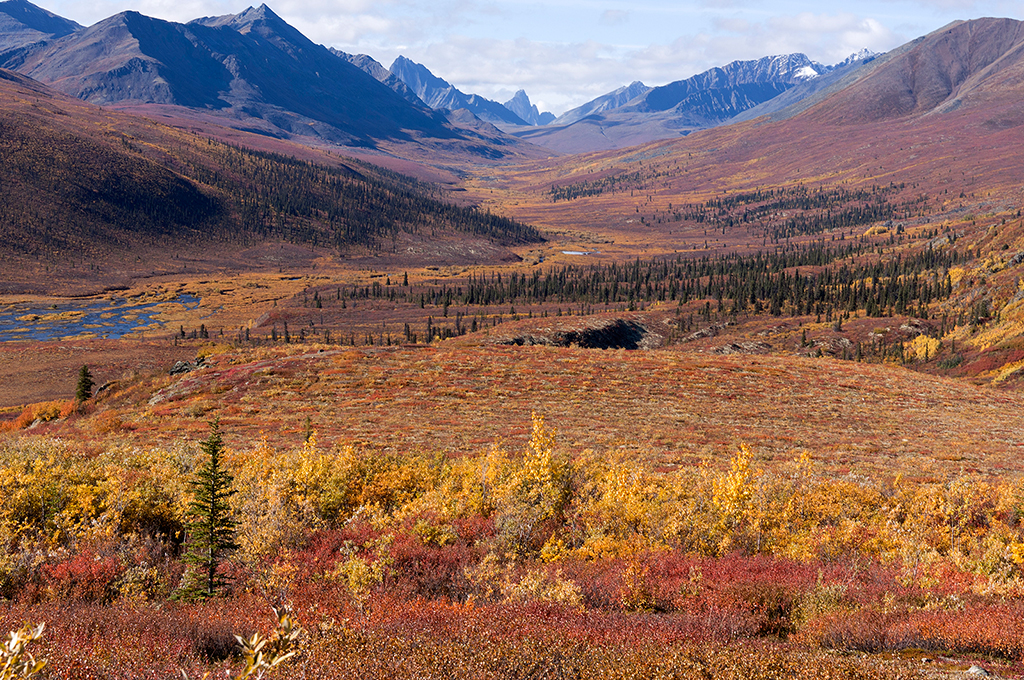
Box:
75;365;94;402
176;420;238;600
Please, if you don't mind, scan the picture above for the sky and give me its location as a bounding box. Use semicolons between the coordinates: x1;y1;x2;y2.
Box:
40;0;1024;115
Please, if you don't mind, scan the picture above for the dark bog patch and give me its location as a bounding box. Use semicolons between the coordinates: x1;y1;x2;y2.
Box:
501;319;649;350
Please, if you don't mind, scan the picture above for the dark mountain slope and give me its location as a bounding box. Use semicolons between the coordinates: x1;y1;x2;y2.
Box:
0;0;79;51
2;4;458;146
330;48;423;105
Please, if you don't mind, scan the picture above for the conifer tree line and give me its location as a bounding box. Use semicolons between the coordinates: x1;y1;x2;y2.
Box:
551;177;931;241
309;239;966;322
0;122;542;264
175;142;543;248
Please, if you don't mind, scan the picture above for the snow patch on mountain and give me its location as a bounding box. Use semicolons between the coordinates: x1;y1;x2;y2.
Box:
794;65;820;80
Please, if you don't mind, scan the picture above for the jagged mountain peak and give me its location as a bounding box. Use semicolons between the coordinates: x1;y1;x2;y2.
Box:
503;89;554;126
332;49;423;105
390;55;528;127
229;4;287;28
622;52;824;115
191;4;285;30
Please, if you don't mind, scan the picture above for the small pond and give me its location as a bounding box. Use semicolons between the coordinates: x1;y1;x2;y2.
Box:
0;294;201;341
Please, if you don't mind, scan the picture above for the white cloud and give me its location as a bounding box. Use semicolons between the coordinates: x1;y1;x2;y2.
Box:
343;10;906;115
600;9;629;26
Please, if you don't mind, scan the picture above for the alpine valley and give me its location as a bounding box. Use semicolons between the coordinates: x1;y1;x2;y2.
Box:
3;3;1024;679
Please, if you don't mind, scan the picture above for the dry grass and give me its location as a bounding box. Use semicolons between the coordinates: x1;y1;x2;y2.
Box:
24;341;1020;479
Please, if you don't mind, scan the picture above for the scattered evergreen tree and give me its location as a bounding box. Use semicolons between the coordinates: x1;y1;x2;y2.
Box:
74;365;94;402
176;420;238;600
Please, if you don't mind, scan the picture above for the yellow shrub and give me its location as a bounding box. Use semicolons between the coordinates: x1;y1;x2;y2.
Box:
570;452;667;559
491;414;573;556
908;334;940;362
712;444;755;530
501;566;583;609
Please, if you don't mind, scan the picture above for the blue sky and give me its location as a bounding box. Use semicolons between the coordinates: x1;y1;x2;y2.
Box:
42;0;1024;114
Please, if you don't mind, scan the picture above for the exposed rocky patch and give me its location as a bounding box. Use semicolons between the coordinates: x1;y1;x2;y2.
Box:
712;341;773;355
493;317;662;350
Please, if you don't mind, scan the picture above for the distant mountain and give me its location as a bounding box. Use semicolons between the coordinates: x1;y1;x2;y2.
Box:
533;17;1024;222
503;90;554;126
833;48;878;70
0;0;80;51
330;48;423;106
514;53;837;153
390;56;528;127
0;3;470;147
728;50;879;124
552;81;651;126
618;53;826;116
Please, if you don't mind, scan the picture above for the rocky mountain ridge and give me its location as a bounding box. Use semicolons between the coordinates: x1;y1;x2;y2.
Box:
0;2;533;157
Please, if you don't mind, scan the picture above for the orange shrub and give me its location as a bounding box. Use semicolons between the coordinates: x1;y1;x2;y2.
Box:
0;400;76;432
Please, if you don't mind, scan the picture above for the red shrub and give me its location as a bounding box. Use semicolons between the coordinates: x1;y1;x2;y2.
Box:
386;532;478;600
42;550;123;603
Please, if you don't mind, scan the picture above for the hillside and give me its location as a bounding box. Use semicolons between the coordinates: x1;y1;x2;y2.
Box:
0;0;78;50
0;69;542;295
49;342;1024;474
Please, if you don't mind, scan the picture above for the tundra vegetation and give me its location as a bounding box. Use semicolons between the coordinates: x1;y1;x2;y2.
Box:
2;408;1024;678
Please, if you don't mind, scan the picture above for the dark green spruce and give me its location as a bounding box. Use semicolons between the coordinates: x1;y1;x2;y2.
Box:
74;365;94;402
176;420;238;601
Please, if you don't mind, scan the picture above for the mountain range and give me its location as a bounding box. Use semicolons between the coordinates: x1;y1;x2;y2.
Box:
388;55;533;128
0;0;886;157
0;0;544;161
512;52;877;152
1;3;1023;204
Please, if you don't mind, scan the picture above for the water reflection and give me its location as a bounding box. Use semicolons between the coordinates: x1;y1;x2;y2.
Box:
0;294;201;341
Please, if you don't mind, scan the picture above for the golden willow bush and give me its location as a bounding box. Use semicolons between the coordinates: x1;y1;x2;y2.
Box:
0;416;1022;596
4;415;1024;676
2;416;1024;595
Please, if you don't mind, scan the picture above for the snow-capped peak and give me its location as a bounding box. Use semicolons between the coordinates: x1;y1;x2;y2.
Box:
833;48;879;69
793;65;820;80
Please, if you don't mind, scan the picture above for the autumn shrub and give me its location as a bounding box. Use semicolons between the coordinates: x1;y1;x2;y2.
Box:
489;415;574;557
41;550;123;603
386;529;477;600
800;603;1024;661
297;595;918;679
0;401;76;432
91;410;125;434
0;601;260;679
5;419;1024;676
